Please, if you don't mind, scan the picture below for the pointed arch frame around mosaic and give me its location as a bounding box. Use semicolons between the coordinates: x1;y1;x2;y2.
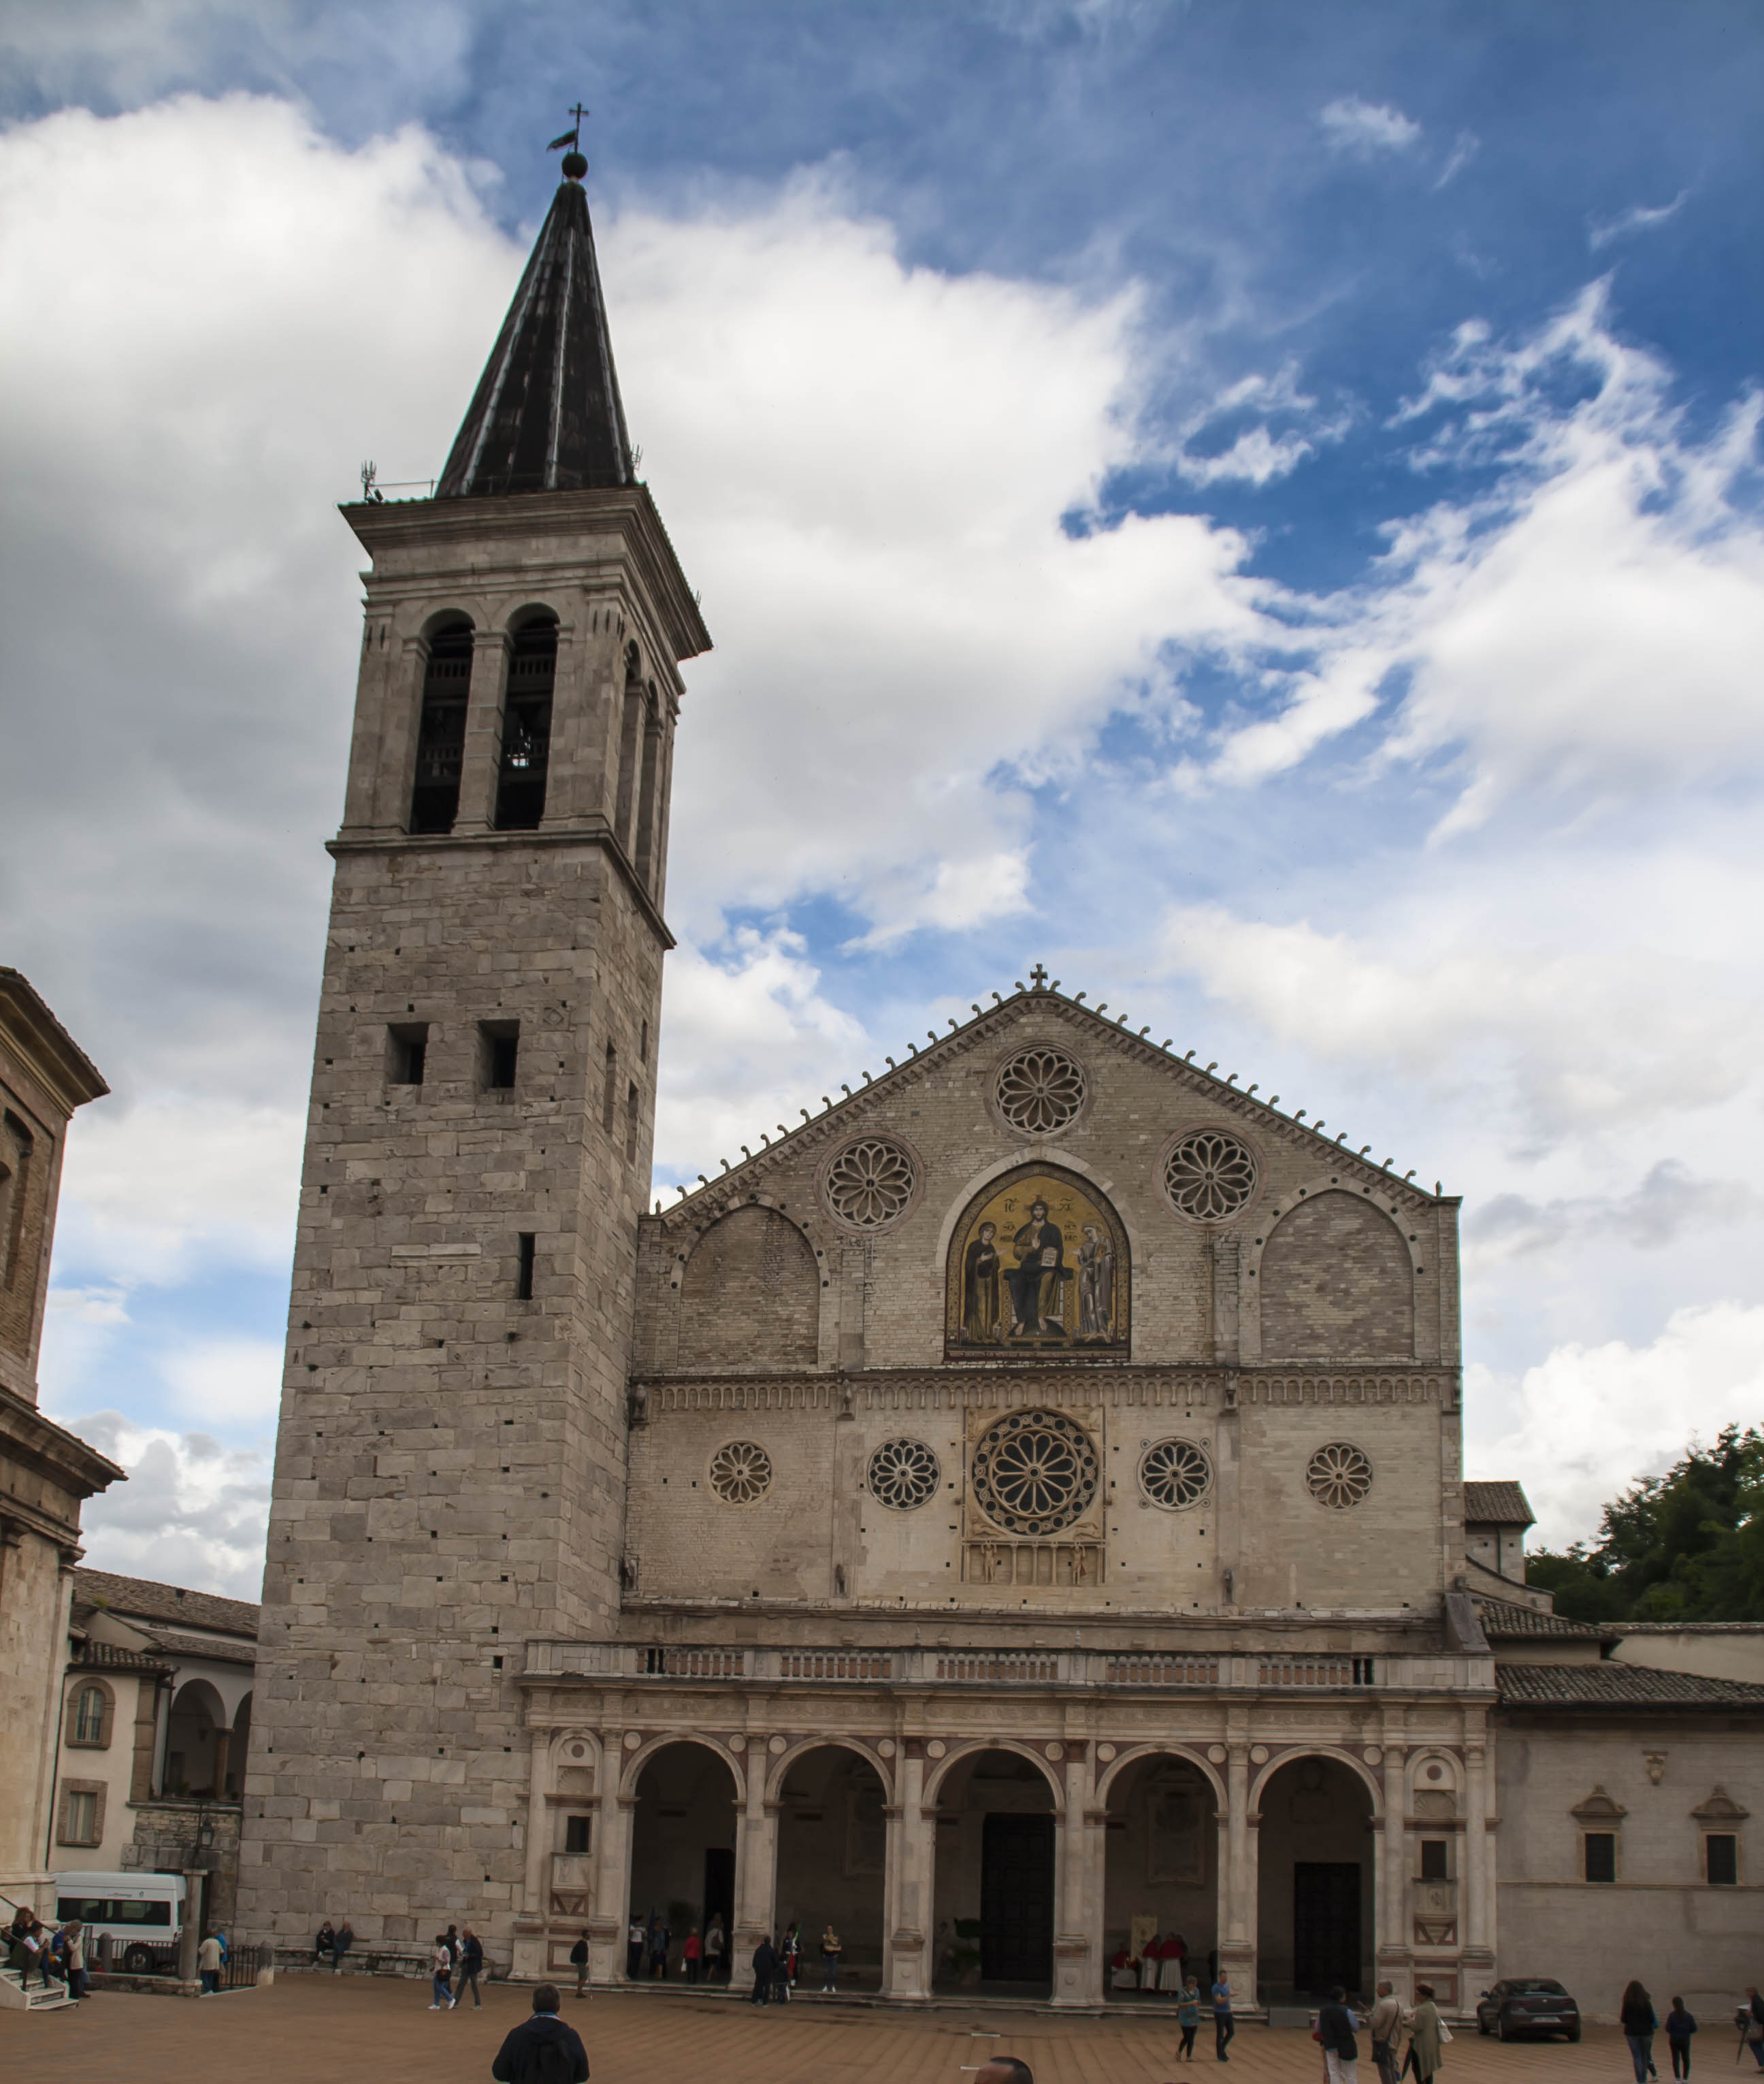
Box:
944;1162;1131;1361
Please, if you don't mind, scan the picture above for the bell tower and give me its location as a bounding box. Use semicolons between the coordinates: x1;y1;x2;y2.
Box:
238;143;708;1951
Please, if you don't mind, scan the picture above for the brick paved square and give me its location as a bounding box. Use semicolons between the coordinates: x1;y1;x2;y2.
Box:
0;1981;1654;2084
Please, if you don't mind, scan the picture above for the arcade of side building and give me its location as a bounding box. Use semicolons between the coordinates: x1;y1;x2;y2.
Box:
234;154;1764;2017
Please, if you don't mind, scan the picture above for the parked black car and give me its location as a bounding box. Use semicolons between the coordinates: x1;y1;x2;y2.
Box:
1476;1979;1581;2042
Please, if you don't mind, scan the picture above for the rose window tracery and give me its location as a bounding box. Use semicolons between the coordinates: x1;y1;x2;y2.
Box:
996;1047;1088;1136
825;1136;917;1230
1306;1441;1373;1510
1139;1437;1213;1511
866;1438;941;1511
1164;1128;1258;1222
970;1408;1099;1535
708;1439;773;1506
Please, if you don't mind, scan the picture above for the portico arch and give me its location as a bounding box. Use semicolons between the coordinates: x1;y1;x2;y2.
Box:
1255;1749;1377;2001
773;1742;890;1993
930;1742;1063;1996
1100;1746;1223;2002
625;1739;741;1982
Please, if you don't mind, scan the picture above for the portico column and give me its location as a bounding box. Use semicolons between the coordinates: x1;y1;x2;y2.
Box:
1463;1741;1494;1977
730;1740;777;1993
1219;1741;1257;1996
1379;1744;1411;1995
589;1788;635;1986
883;1745;932;2000
1051;1744;1098;2006
520;1727;549;1920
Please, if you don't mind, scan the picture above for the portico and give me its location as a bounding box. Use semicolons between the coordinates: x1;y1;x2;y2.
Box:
511;1638;1498;2009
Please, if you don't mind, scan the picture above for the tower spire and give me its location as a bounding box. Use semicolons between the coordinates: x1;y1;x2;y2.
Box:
436;116;635;498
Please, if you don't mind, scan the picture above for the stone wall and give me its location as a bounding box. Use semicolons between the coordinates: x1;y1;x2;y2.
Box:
1495;1715;1763;2013
123;1800;242;1933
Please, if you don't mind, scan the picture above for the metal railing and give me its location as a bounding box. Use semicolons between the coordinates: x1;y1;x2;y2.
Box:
526;1641;1491;1692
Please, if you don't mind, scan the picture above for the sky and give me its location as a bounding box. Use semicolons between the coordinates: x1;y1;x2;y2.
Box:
3;0;1762;1596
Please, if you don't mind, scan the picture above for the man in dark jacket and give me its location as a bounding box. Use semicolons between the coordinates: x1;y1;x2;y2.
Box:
750;1936;777;2004
1317;1985;1361;2084
491;1985;589;2083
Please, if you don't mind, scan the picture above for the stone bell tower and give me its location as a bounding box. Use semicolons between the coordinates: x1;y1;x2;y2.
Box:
238;144;709;1949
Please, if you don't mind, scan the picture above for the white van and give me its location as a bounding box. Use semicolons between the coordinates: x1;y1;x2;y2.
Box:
52;1872;187;1972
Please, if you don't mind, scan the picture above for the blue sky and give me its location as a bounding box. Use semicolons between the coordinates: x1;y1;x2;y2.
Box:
3;1;1761;1592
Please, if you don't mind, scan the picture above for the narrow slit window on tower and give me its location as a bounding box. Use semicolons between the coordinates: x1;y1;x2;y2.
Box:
613;649;643;845
602;1041;617;1133
639;1019;649;1064
410;620;472;834
516;1233;536;1301
480;1021;520;1091
387;1022;429;1086
494;613;557;831
625;1081;640;1165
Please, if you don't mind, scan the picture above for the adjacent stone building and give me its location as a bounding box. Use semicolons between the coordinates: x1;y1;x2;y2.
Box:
0;969;123;1919
236;155;1763;2015
52;1569;260;1932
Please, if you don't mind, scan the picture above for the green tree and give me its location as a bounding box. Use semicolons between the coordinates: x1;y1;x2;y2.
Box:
1525;1425;1764;1623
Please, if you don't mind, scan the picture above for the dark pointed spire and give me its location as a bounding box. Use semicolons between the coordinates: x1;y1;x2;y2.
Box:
437;157;635;499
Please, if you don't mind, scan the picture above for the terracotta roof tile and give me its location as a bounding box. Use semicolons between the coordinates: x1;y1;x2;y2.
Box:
1464;1480;1535;1526
1497;1663;1764;1710
75;1566;258;1639
1475;1595;1618;1643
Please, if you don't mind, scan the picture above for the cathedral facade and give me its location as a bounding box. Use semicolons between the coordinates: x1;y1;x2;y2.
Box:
236;158;1763;2013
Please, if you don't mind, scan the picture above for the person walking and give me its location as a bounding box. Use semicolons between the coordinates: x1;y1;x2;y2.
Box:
1407;1984;1446;2084
820;1923;841;1993
1664;1998;1696;2079
1212;1967;1235;2060
428;1934;453;2010
647;1913;668;1981
454;1924;485;2009
197;1931;223;1996
1744;1991;1764;2073
333;1917;353;1974
750;1934;777;2004
1369;1980;1403;2084
1622;1982;1659;2084
683;1927;702;1985
491;1983;589;2084
1318;1985;1362;2084
59;1920;87;2002
570;1930;590;2000
625;1915;644;1981
1178;1979;1201;2059
704;1914;725;1983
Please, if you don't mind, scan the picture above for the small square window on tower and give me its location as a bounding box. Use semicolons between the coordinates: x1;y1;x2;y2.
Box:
480;1021;519;1091
387;1022;429;1086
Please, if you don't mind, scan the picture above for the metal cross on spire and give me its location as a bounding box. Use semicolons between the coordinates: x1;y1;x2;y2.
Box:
548;103;589;152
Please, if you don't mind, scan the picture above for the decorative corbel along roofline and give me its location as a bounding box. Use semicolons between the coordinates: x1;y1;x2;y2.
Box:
647;974;1449;1240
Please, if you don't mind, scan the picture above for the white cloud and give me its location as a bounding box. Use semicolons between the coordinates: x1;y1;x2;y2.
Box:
1183;283;1764;820
1465;1162;1761;1273
62;1414;271;1601
1468;1302;1764;1548
653;928;871;1192
1435;131;1480;189
159;1334;287;1425
1318;97;1422;156
1588;191;1690;252
51;1096;304;1286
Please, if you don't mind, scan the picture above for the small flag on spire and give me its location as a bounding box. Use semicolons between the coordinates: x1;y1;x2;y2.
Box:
549;103;588;150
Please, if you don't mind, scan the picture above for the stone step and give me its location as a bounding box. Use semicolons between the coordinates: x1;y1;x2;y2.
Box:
0;1967;76;2012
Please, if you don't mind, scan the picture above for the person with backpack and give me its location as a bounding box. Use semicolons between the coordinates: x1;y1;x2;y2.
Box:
1664;1997;1696;2079
1317;1985;1362;2084
490;1983;590;2083
569;1930;590;2000
1622;1982;1660;2084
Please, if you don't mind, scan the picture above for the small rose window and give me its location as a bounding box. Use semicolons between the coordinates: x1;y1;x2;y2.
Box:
996;1047;1087;1135
1307;1441;1373;1510
708;1439;773;1506
866;1438;940;1511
